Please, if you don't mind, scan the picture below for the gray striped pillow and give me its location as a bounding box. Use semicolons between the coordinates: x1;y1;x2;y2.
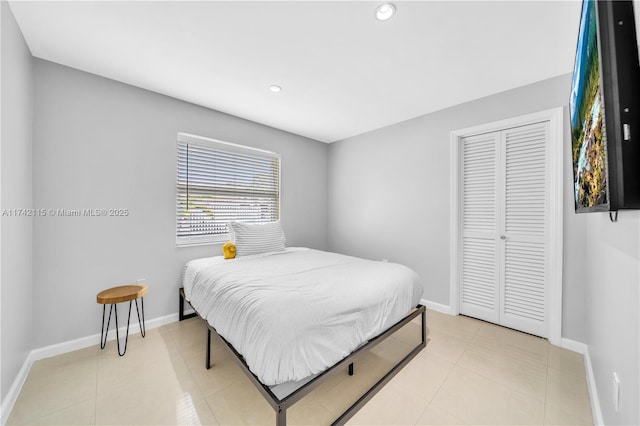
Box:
229;221;286;256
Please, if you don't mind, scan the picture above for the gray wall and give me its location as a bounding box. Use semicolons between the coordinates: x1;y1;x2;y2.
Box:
585;212;639;425
32;59;328;348
328;73;588;343
1;0;34;401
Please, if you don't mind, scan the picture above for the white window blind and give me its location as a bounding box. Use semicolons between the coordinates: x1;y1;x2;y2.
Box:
176;133;280;246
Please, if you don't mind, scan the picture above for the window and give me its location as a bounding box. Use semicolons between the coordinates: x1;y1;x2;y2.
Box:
176;133;280;246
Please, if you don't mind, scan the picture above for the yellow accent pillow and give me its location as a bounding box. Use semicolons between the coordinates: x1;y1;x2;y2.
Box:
222;241;236;259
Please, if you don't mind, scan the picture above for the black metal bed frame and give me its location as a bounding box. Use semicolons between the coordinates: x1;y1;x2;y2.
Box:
179;287;426;426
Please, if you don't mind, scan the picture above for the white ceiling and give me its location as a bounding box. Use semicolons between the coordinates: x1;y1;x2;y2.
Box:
9;1;581;143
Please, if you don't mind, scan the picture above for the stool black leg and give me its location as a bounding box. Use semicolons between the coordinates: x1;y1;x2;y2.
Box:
113;301;134;356
100;298;144;356
113;303;121;355
135;297;146;338
100;304;114;350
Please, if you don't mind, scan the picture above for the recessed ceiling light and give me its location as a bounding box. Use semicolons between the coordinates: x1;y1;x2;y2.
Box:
376;3;396;21
269;85;282;93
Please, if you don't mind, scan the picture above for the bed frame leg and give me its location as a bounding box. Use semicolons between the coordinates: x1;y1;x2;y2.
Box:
276;405;286;426
422;308;427;344
348;362;354;376
206;328;212;370
179;289;185;321
179;287;197;321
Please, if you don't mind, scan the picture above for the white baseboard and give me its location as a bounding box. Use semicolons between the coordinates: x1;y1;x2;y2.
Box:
561;338;603;426
30;312;177;361
583;346;604;426
0;312;178;425
560;337;587;354
2;309;604;426
421;298;453;315
0;349;34;426
413;311;602;424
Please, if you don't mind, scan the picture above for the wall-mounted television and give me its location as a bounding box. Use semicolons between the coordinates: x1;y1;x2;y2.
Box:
570;0;640;213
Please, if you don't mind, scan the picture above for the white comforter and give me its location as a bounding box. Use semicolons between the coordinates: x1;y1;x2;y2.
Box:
183;248;423;386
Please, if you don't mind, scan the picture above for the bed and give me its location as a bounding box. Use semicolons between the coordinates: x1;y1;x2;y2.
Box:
180;246;425;425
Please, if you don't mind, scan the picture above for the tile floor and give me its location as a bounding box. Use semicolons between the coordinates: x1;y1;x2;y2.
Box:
7;310;593;425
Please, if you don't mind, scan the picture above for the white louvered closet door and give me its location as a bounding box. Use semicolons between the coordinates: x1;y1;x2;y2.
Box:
499;122;549;337
460;121;549;338
460;132;500;324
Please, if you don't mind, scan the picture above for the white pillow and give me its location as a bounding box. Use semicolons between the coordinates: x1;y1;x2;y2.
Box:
229;221;286;256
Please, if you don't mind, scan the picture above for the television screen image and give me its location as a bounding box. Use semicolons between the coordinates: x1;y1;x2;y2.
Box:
570;0;608;212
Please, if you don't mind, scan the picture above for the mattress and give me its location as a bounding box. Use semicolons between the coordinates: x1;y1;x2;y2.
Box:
182;247;423;387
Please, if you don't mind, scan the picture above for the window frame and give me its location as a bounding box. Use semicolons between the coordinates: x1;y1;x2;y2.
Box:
176;132;281;247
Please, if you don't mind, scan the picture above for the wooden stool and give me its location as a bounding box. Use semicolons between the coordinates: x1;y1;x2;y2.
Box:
96;284;148;356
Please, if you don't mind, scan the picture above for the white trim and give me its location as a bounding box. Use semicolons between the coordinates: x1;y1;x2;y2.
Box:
561;339;603;426
424;299;603;425
449;130;460;316
0;313;178;424
422;303;602;425
560;337;587;355
420;298;453;315
584;348;604;426
32;313;177;361
546;107;565;346
0;4;4;416
177;132;280;159
449;107;564;345
0;350;32;426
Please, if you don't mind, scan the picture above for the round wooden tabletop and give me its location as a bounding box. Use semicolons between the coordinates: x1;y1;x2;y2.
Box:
96;284;148;305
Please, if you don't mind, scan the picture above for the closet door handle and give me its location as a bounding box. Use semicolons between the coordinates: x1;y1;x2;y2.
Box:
500;235;506;240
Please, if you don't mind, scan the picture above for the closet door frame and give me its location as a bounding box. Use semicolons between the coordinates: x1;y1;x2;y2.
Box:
450;107;564;346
